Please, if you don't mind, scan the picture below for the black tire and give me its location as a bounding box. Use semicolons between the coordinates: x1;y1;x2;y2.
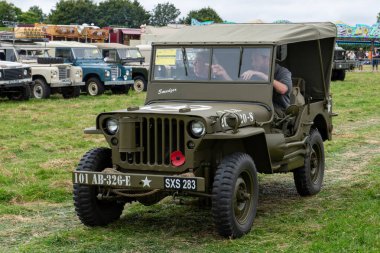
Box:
85;78;104;96
73;147;124;227
110;85;129;95
37;57;64;64
32;78;50;99
62;86;80;99
212;152;259;238
293;129;325;196
338;70;346;81
7;85;31;101
331;70;337;81
133;76;147;93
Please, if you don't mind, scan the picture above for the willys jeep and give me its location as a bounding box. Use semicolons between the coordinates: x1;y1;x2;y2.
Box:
73;23;336;238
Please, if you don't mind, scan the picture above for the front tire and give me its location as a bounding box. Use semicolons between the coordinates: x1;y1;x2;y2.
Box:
7;85;31;101
293;129;325;196
212;153;258;238
73;148;124;226
32;79;50;99
86;78;104;96
133;76;147;93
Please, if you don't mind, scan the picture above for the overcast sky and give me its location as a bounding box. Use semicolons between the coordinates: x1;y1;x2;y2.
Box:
9;0;380;25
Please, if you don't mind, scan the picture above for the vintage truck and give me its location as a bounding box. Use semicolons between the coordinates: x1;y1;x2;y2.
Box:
0;60;32;100
38;41;133;96
0;43;83;99
73;23;336;238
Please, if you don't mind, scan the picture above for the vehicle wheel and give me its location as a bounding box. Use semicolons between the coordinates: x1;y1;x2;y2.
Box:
331;70;337;81
338;70;346;81
110;85;129;95
293;129;325;196
8;86;31;101
62;86;80;99
37;57;64;64
86;78;104;96
212;152;259;238
32;79;50;99
73;147;124;226
133;76;147;93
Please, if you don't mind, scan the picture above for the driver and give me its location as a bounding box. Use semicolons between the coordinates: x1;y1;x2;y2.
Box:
241;49;292;114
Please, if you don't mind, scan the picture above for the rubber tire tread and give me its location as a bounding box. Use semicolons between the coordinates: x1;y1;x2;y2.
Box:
293;129;325;196
86;77;104;96
73;147;124;226
33;78;50;99
211;152;258;238
133;76;147;92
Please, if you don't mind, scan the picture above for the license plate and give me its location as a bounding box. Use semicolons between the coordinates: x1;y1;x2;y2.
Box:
164;177;197;191
73;171;131;187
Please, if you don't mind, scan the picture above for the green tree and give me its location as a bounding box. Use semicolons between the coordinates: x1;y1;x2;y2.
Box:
48;0;97;25
97;0;150;28
183;7;223;25
0;0;22;26
18;6;46;24
150;2;180;27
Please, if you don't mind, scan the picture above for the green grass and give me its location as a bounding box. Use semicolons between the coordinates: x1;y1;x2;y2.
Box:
0;73;379;252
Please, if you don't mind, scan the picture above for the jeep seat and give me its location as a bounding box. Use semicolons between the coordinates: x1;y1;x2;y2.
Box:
290;77;306;106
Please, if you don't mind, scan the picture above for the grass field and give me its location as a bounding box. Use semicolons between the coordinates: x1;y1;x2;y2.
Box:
0;72;379;252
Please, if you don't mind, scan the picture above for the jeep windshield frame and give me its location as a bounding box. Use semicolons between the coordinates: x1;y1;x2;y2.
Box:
152;46;273;84
72;48;103;60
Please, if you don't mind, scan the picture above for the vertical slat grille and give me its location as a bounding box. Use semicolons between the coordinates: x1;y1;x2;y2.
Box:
126;116;186;166
111;67;118;79
58;67;68;80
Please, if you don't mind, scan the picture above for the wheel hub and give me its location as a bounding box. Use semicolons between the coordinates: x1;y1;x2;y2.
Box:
34;86;43;98
88;83;98;95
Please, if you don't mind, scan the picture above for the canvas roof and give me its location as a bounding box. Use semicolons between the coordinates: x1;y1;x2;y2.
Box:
154;22;337;45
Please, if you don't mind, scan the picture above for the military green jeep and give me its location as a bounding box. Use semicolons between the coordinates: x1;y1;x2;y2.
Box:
73;23;336;238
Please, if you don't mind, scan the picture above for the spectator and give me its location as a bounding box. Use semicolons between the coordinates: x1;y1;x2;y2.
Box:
372;49;379;72
356;48;365;71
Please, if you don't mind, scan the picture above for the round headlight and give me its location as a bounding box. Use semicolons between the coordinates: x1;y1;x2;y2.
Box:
75;71;80;77
123;75;128;81
190;120;206;138
125;70;130;76
23;69;28;76
105;70;110;77
105;118;119;135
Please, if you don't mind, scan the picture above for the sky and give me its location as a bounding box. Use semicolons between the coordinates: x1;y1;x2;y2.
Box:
9;0;380;26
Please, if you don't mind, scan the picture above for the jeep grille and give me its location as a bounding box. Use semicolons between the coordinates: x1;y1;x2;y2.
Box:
111;67;119;80
3;68;24;80
121;117;186;165
58;67;69;80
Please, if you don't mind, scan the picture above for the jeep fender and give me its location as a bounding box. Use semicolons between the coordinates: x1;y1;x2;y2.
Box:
203;127;273;174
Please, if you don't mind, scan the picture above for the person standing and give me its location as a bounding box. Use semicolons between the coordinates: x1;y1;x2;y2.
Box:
372;49;379;72
356;48;365;71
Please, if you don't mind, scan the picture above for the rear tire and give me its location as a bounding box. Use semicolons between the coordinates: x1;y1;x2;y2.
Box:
86;78;104;96
73;148;124;226
293;129;325;196
32;79;50;99
212;152;258;238
110;85;129;95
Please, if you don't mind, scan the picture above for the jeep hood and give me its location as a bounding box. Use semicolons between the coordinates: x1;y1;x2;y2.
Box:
112;101;272;123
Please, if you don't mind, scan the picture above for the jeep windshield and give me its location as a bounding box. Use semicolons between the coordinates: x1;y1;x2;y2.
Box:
72;48;102;60
117;48;142;59
16;49;50;60
152;47;272;82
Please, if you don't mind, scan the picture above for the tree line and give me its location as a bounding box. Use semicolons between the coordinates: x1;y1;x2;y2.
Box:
0;0;223;28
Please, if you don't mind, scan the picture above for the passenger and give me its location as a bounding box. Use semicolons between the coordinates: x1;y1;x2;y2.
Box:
192;51;209;80
104;51;110;62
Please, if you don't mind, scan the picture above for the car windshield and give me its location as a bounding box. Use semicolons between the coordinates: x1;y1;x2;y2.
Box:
152;47;272;82
117;48;142;59
72;48;102;59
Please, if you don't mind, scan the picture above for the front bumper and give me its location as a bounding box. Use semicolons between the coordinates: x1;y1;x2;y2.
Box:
104;80;134;86
0;78;33;87
73;170;205;192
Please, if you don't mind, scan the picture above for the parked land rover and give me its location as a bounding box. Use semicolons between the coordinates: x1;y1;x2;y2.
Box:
94;43;149;93
73;23;336;238
0;60;32;100
331;44;356;81
0;43;84;99
39;41;133;96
